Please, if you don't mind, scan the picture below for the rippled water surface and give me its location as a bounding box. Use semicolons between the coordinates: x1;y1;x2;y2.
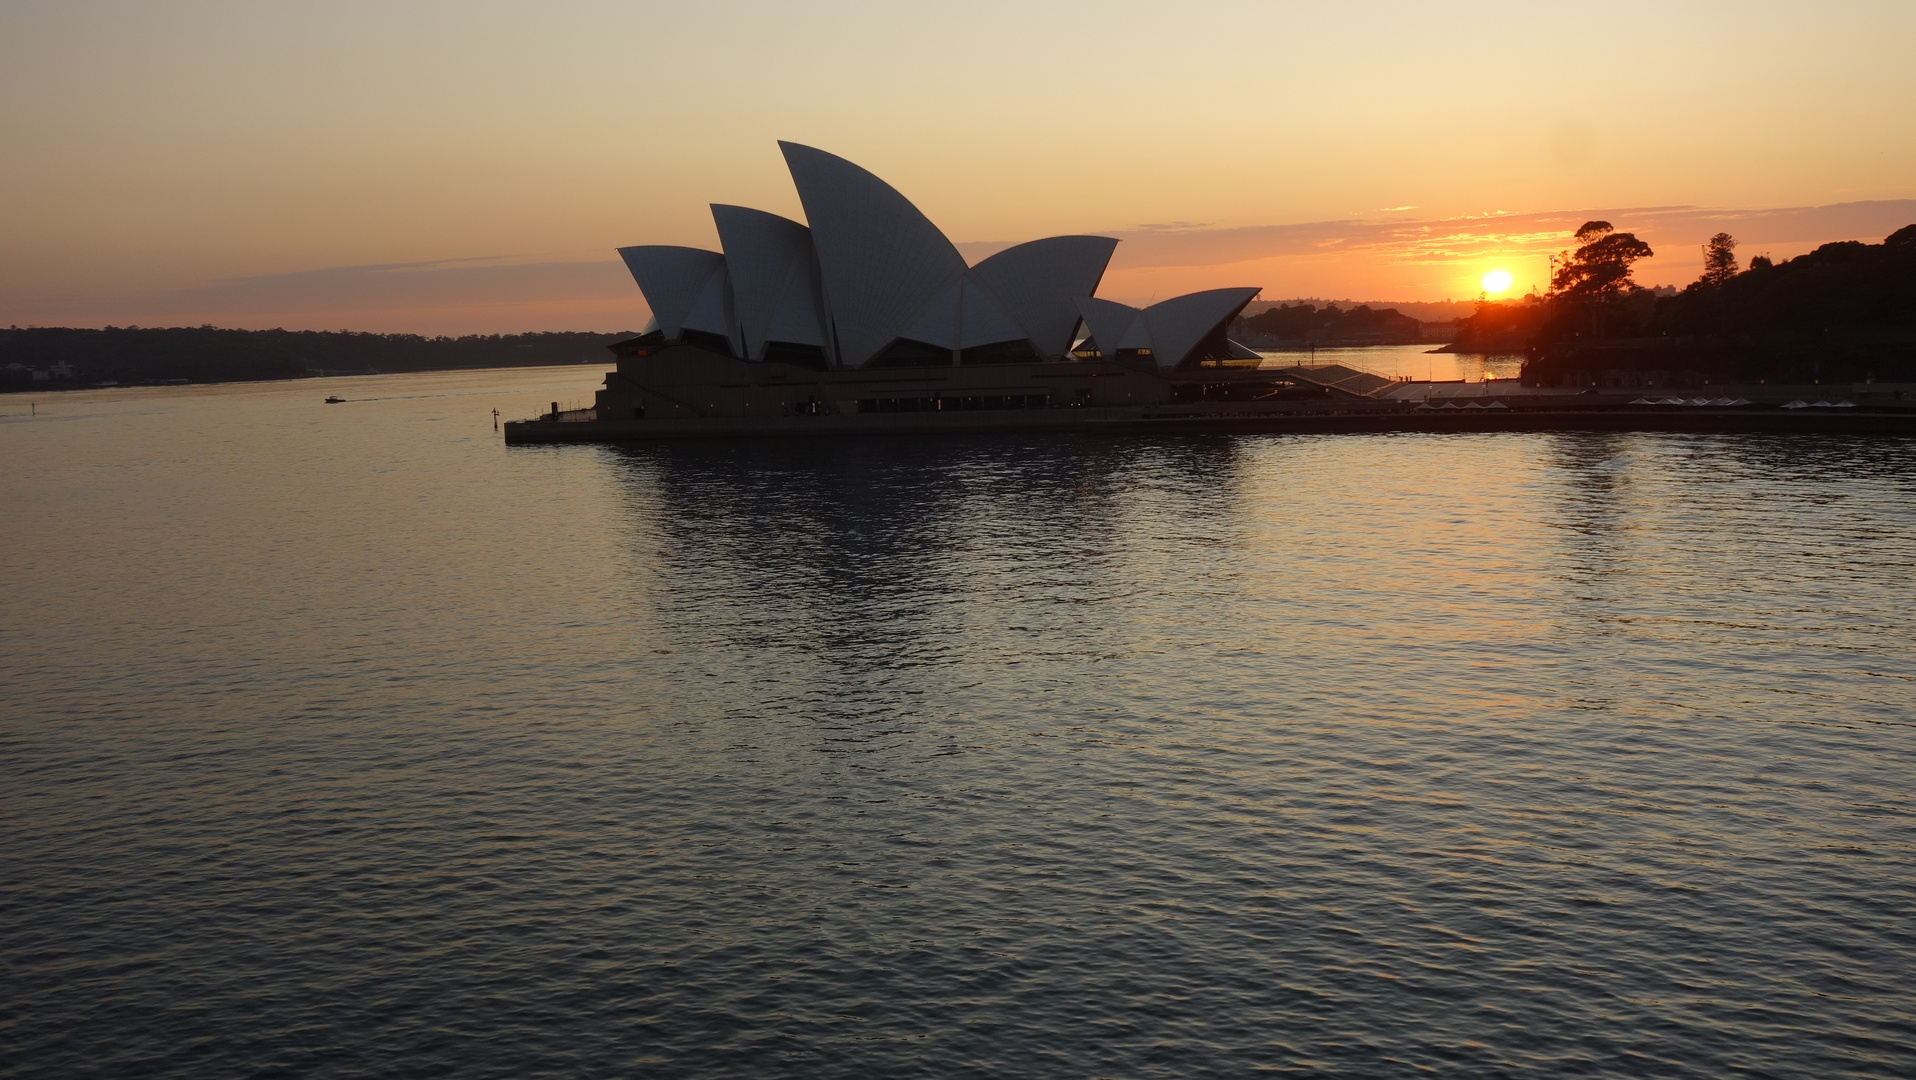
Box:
4;368;1915;1078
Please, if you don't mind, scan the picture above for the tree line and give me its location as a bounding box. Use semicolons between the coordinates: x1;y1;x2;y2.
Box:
1;327;637;390
1235;302;1423;343
1452;221;1916;385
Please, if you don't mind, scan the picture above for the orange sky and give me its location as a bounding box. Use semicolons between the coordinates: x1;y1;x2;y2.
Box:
3;1;1912;334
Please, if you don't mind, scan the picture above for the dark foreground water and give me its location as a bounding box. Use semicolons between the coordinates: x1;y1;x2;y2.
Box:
4;368;1915;1078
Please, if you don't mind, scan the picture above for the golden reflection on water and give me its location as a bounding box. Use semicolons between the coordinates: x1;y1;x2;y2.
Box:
2;367;1915;1078
1259;344;1524;383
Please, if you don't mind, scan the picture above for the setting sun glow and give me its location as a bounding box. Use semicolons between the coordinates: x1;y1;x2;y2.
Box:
1482;269;1513;294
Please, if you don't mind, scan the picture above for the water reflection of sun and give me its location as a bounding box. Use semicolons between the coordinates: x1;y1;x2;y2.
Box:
1482;269;1513;294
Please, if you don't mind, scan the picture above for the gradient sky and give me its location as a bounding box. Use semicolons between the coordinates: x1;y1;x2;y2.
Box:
4;0;1912;333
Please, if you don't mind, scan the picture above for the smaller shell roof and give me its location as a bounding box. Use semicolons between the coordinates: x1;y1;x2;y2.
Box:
1073;288;1261;370
969;236;1117;360
1142;288;1261;372
899;276;1030;351
1074;296;1143;362
618;246;728;340
712;204;827;360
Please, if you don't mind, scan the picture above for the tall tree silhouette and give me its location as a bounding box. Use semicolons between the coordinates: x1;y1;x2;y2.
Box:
1545;221;1655;339
1550;221;1655;300
1699;232;1738;286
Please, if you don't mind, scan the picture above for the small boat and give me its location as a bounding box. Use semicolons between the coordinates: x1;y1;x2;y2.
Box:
324;395;345;404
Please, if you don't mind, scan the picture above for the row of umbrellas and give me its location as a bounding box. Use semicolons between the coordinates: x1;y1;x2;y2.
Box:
1629;396;1753;406
1409;396;1864;411
1627;396;1864;408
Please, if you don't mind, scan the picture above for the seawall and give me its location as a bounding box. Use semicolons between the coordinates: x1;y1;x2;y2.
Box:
505;407;1916;443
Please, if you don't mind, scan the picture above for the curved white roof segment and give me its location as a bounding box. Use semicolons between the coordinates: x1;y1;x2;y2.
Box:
1073;289;1260;370
897;278;960;349
957;278;1026;348
679;270;737;350
970;236;1118;359
618;246;729;340
779;141;967;368
711;204;828;360
1141;287;1260;371
614;144;1259;372
898;276;1028;352
1073;296;1143;359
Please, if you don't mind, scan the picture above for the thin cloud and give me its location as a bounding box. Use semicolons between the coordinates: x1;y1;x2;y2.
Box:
19;259;639;322
11;200;1914;332
1096;201;1916;272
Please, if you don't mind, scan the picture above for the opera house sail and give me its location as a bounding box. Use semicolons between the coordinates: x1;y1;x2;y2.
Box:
510;141;1275;441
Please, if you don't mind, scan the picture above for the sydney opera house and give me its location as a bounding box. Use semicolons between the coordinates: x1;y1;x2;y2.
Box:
522;141;1280;439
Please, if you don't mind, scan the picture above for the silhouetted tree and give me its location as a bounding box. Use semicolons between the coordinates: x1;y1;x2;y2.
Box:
1519;223;1916;386
1540;221;1656;340
1551;221;1655;300
1700;232;1738;286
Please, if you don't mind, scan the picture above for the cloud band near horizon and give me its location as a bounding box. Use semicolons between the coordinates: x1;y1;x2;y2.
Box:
8;201;1912;337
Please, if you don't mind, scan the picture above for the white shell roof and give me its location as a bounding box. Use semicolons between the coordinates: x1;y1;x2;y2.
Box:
898;278;960;349
613;143;1259;372
1073;289;1260;369
678;270;737;352
1141;287;1261;371
969;236;1117;359
897;276;1030;352
1073;296;1143;360
763;284;829;350
618;246;728;339
957;279;1026;348
780;141;967;368
711;204;827;360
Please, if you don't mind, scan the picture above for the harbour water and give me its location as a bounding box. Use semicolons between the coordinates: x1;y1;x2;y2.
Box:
4;361;1914;1078
1255;343;1523;383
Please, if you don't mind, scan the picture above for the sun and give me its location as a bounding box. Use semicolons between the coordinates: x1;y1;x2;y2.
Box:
1481;269;1513;294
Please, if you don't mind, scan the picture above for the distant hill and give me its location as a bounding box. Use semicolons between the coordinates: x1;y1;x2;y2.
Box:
1234;302;1428;346
1244;298;1482;324
1448;224;1916;386
1;327;635;391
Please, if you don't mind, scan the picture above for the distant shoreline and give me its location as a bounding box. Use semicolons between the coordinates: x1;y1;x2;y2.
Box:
1;327;634;394
0;358;616;397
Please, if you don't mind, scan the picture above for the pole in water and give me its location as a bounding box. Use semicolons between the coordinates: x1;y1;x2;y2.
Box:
493;408;500;431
